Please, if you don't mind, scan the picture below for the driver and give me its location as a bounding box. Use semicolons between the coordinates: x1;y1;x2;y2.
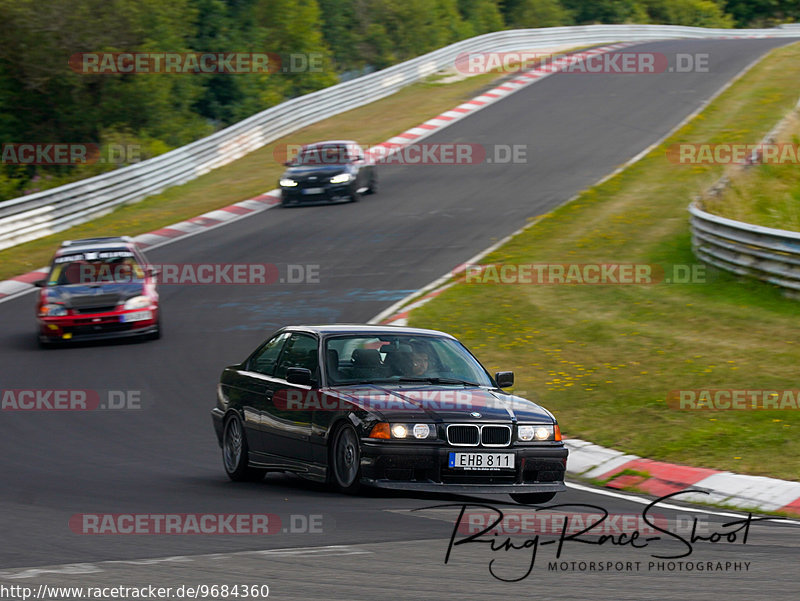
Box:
410;351;432;376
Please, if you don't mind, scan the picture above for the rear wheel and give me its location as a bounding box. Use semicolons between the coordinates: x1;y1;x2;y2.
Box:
329;423;362;494
509;492;557;505
222;415;265;482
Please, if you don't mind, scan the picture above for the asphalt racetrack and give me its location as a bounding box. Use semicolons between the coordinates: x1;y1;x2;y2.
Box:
1;38;798;600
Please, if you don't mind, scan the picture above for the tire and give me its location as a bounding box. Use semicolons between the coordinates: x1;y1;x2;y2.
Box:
38;337;56;349
366;173;377;195
148;318;161;340
222;415;265;482
329;423;362;494
509;492;557;505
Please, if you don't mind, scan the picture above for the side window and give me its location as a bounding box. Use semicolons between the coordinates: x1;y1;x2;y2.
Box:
249;333;290;376
275;334;319;381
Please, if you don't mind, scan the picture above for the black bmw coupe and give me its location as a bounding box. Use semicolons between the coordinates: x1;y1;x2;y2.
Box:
211;324;567;504
278;140;376;206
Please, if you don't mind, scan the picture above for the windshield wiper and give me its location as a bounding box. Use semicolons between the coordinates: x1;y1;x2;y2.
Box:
343;378;480;387
394;377;480;386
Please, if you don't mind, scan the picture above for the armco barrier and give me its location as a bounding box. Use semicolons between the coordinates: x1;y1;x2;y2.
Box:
689;96;800;295
690;205;800;294
2;24;799;251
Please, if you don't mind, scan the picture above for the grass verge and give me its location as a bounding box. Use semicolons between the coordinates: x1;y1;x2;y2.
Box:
409;41;800;481
703;106;800;230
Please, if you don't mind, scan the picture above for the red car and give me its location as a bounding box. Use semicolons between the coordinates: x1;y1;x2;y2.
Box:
35;237;161;346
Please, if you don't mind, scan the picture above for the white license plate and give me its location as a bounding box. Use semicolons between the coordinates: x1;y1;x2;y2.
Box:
302;187;325;194
448;452;514;470
121;310;152;323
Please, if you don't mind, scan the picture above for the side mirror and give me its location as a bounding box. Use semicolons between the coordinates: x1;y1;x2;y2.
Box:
495;371;514;388
286;367;313;386
147;266;160;276
33;278;47;288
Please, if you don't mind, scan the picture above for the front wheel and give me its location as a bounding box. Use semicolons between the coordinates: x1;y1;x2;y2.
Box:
509;492;557;505
366;173;377;195
329;423;362;494
222;415;265;482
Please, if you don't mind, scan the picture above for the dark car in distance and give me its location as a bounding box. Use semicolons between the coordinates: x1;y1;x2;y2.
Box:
278;140;376;206
35;236;161;346
211;325;567;504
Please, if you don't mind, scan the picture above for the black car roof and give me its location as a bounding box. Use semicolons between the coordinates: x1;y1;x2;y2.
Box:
282;324;455;338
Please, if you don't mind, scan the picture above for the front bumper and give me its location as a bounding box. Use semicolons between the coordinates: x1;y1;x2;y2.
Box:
280;183;354;204
360;441;568;494
38;308;158;343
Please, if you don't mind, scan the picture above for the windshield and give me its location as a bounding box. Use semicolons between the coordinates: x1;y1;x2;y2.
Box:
48;250;145;285
324;334;493;386
295;145;352;166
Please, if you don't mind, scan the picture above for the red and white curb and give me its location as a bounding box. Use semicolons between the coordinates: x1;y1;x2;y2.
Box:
0;42;639;305
566;439;800;516
0;192;282;303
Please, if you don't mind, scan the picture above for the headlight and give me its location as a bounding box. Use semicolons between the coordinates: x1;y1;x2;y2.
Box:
329;173;353;184
391;424;408;438
391;423;436;439
369;422;437;440
123;296;152;310
280;178;298;187
39;304;67;317
518;424;554;441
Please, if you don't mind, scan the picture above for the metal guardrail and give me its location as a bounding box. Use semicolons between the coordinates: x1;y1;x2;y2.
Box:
690;96;800;295
3;24;799;251
690;205;800;292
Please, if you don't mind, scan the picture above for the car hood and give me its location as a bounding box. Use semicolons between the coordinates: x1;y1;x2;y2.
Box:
282;165;352;178
43;282;145;309
327;385;555;423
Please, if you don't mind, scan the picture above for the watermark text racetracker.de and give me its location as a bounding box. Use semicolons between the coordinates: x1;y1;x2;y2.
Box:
461;263;710;285
666;143;800;165
69;513;325;535
274;142;528;165
1;143;142;165
1;389;142;411
67;263;321;285
69;51;324;74
454;51;709;75
669;389;800;410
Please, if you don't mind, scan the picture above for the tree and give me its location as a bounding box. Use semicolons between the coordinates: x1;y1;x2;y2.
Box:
506;0;574;28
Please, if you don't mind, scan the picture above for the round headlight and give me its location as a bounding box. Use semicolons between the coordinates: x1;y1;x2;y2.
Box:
518;425;535;441
123;296;152;310
534;427;551;440
413;424;430;439
391;424;408;438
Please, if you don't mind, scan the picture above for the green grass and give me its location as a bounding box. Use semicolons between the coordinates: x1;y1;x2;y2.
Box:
0;66;516;281
408;42;800;482
703;109;800;230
